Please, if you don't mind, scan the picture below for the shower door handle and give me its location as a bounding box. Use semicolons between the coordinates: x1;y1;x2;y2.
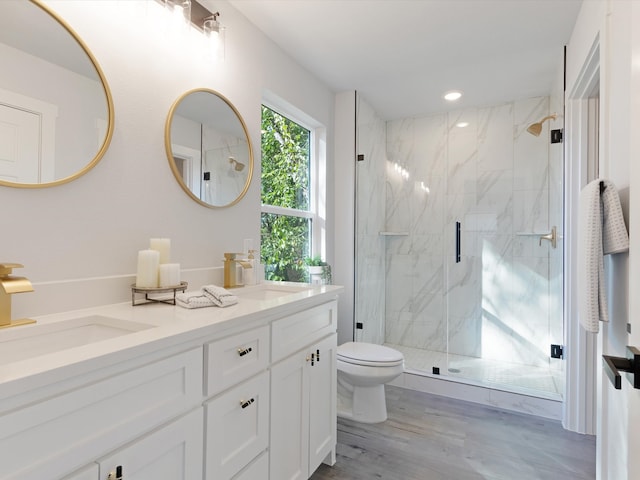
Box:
455;221;461;263
603;346;640;389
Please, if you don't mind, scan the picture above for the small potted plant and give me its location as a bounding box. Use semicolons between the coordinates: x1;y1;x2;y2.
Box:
304;255;332;285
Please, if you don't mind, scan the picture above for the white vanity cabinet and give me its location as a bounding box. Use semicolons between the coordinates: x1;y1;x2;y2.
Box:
0;287;342;480
270;302;338;480
0;347;203;480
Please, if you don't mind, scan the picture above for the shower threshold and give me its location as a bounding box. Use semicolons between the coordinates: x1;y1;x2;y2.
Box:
386;343;563;401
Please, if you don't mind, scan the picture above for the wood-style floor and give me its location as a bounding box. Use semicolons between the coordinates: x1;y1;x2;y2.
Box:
310;386;596;480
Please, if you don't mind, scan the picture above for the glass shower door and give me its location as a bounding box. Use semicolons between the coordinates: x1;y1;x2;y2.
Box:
445;98;564;399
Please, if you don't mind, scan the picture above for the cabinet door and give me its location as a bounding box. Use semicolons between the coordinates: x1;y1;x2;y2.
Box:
270;349;310;480
205;371;269;480
62;464;98;480
232;452;268;480
308;333;337;474
98;408;203;480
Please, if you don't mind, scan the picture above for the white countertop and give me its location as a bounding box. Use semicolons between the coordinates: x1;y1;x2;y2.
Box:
0;283;343;401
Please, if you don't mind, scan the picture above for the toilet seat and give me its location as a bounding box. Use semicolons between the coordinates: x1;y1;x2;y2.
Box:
337;342;404;367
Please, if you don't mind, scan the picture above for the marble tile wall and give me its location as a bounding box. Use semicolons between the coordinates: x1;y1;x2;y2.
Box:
381;96;563;370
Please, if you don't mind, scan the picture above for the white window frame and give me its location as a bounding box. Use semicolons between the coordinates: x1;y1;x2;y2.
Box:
261;96;326;261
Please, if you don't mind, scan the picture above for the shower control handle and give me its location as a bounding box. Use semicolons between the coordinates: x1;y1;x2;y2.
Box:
539;226;557;249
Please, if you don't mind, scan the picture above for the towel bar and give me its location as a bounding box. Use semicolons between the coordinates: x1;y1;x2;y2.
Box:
602;346;640;389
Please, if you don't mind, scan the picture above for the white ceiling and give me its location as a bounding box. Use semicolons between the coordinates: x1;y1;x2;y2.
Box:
228;0;582;120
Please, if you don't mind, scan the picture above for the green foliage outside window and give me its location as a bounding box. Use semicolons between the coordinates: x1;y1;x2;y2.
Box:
261;106;311;282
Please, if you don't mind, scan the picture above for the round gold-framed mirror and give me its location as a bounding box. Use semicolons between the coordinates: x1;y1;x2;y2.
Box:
165;88;253;208
0;0;114;188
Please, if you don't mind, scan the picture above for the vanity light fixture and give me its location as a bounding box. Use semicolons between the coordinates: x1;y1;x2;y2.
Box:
165;0;191;30
160;0;225;58
444;90;463;101
203;12;225;60
456;121;469;128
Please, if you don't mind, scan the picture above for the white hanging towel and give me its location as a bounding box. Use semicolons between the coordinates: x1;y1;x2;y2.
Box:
577;179;629;333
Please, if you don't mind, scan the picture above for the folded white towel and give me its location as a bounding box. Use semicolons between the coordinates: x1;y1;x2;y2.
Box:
176;290;216;309
577;179;629;333
202;284;238;308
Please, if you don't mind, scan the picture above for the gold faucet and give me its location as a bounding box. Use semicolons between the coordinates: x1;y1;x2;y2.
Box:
0;263;36;329
223;253;252;288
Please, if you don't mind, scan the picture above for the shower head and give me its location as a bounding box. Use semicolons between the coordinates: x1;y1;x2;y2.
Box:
526;114;558;136
229;157;245;171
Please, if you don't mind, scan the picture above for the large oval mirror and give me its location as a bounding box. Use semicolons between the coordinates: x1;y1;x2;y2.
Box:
165;89;253;208
0;0;114;188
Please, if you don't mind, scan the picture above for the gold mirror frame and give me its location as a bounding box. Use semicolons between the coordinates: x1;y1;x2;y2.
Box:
0;0;114;189
165;88;253;209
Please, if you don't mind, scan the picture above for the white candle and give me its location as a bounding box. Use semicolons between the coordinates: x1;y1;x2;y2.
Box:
150;238;171;264
159;263;181;287
136;249;160;288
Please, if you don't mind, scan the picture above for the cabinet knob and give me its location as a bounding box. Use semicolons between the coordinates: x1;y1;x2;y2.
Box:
237;347;253;357
240;398;255;409
107;466;123;480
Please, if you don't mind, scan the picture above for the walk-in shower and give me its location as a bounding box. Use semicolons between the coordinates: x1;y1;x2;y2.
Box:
354;93;564;400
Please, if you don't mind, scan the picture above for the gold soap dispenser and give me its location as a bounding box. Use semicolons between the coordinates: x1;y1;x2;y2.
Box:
0;263;36;329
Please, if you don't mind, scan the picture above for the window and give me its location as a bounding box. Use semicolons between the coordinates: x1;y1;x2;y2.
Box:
261;104;323;282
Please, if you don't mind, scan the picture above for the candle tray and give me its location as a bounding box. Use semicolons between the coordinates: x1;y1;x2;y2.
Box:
131;281;188;306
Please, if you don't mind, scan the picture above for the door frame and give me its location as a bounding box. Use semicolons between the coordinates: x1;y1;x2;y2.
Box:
564;34;600;435
0;87;57;183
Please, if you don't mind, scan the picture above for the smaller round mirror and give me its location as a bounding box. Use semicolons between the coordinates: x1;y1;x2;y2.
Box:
165;89;253;208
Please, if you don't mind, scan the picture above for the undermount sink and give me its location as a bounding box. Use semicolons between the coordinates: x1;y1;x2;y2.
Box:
235;284;311;301
0;315;153;364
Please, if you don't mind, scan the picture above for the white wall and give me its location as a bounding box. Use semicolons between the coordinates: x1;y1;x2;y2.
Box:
2;0;335;318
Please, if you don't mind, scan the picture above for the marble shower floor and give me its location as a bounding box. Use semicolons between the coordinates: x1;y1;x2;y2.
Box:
385;343;564;400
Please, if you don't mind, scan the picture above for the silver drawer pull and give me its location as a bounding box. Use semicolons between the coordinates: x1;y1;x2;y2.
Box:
237;347;253;357
240;398;255;409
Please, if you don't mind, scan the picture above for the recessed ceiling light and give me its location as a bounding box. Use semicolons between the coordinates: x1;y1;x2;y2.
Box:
456;122;469;128
444;90;463;101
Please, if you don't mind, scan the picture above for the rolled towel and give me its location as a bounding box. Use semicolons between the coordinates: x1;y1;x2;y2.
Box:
202;284;239;307
176;290;216;309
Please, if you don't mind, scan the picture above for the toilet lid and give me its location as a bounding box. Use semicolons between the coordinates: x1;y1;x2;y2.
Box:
337;342;404;367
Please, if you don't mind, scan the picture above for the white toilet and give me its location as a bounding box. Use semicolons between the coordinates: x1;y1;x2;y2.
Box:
336;342;404;424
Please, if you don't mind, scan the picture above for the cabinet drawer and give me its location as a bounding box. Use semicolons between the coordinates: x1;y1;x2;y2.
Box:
272;301;337;362
205;325;270;397
0;347;202;480
205;371;269;480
